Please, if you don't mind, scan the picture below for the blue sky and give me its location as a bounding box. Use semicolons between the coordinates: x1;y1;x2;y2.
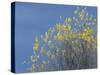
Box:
14;2;97;73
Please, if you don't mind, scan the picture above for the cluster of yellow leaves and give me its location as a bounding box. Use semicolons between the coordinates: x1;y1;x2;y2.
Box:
56;24;71;32
56;32;64;42
33;37;39;52
44;32;49;43
65;17;72;24
78;27;94;42
26;7;97;72
69;32;77;39
55;22;72;41
40;32;49;44
79;10;85;20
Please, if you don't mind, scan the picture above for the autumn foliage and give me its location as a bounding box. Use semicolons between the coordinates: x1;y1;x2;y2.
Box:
24;7;97;72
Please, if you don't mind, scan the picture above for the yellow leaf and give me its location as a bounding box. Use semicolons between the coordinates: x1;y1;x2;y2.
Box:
42;60;46;65
68;17;72;23
68;25;71;31
33;43;39;51
65;17;72;24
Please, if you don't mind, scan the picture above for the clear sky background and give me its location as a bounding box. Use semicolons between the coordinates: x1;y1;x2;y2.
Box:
14;2;97;73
